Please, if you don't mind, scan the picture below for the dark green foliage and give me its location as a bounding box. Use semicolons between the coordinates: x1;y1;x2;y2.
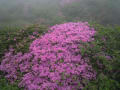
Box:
0;26;21;59
0;77;23;90
0;24;47;59
81;23;120;90
83;73;120;90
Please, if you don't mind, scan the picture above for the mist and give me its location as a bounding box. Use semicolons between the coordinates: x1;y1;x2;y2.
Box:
0;0;61;27
0;0;120;27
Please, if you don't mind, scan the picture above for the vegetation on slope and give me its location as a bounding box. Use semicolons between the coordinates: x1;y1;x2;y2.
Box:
0;22;120;90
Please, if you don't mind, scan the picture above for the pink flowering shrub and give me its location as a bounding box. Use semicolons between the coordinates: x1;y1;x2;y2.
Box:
0;22;96;90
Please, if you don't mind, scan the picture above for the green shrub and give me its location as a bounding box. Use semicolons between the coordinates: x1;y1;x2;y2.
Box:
82;23;120;90
0;24;47;60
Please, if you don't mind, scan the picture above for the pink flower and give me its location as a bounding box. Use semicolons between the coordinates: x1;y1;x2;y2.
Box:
0;22;96;90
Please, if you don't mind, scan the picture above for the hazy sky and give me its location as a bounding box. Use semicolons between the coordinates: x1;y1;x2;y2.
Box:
0;0;120;26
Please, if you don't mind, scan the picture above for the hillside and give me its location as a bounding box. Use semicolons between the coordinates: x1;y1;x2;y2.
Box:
0;22;120;90
0;0;120;90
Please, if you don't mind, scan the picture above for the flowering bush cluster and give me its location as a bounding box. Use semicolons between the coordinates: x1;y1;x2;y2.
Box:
0;22;96;90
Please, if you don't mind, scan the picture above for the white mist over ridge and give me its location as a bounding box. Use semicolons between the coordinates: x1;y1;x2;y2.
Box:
0;0;120;27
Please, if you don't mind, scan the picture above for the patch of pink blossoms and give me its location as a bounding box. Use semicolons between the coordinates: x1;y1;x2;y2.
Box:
0;22;96;90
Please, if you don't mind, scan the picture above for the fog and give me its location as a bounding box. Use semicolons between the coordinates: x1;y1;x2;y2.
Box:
0;0;120;28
